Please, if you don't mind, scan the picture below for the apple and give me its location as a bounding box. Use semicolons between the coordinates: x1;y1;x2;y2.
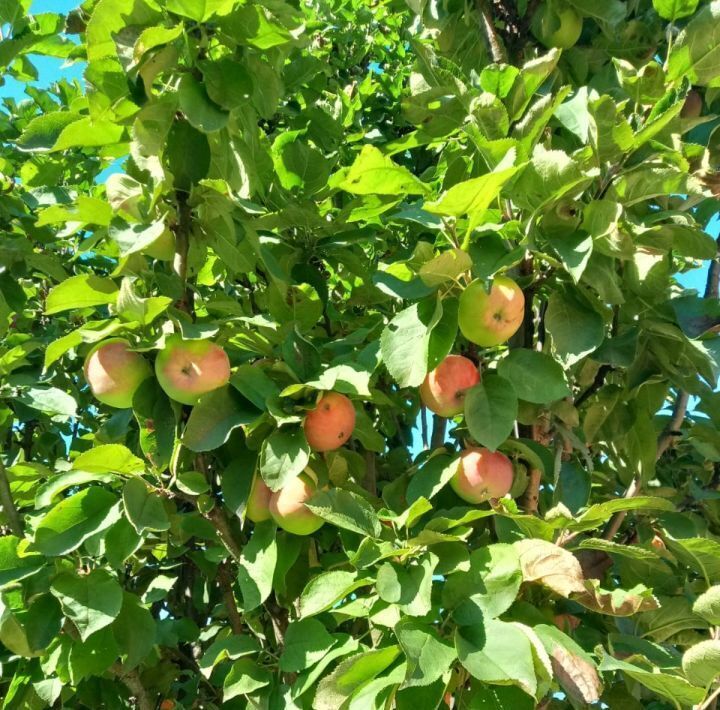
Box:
420;355;480;417
155;335;231;405
144;227;176;261
269;471;324;535
681;90;702;119
83;338;151;409
246;475;272;523
532;2;582;49
303;391;356;451
450;447;514;504
458;277;525;347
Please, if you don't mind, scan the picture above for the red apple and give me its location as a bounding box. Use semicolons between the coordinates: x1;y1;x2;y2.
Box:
269;471;324;536
450;447;514;503
83;338;151;409
155;336;230;406
246;475;272;523
303;392;356;451
420;355;480;417
458;276;525;347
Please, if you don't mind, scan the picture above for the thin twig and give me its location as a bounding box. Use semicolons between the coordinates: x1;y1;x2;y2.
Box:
698;683;720;710
0;455;23;536
217;562;244;635
420;405;429;450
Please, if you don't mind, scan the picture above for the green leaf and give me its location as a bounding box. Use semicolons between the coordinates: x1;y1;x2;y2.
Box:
693;585;720;625
122;478;170;534
33;487;120;556
380;298;443;388
223;658;272;701
653;0;698;21
665;537;720;585
566;0;626;24
51;569;123;641
35;470;117;509
259;426;310;492
199;635;261;677
18;386;77;421
407;453;459;504
44;274;118;315
545;289;605;366
51;117;125;152
464;374;518;452
497;350;570;404
166;0;235;21
443;544;523;622
0;536;44;588
280;618;337;672
306;488;382;538
299;570;369;617
201;57;252;109
418;249;473;287
575;497;675;531
16;111;81;152
166;119;211;191
682;640;720;687
72;444;145;475
231;364;280;409
222;4;294;49
237;520;278;611
376;553;438;617
178;74;229;133
335;145;429;196
183;387;260;453
112;593;156;669
272;130;330;194
456;620;542;699
598;652;705;707
313;646;401;709
667;2;720;87
133;379;175;471
395;619;457;687
68;627;119;684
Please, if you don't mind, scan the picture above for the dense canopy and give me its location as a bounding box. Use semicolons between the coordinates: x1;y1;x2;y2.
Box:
2;0;720;707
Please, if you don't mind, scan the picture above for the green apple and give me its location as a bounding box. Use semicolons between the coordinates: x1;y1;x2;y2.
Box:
83;338;151;409
458;277;525;347
532;2;582;49
304;391;356;451
155;335;230;406
450;447;514;504
246;475;272;523
420;354;480;417
269;472;324;536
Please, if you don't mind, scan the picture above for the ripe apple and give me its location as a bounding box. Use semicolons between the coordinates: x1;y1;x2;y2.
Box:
450;447;514;504
458;277;525;347
155;336;231;405
303;391;356;451
420;355;480;417
269;471;324;535
532;2;582;49
246;475;272;523
83;338;151;409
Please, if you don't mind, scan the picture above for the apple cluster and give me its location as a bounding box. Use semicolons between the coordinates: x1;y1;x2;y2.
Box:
421;276;524;503
84;275;523;534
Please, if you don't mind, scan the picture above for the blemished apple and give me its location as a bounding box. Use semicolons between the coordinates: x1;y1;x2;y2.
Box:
450;447;514;504
458;276;525;347
155;335;230;405
269;471;324;535
246;475;272;523
532;2;582;49
83;338;151;409
304;391;356;451
420;355;480;417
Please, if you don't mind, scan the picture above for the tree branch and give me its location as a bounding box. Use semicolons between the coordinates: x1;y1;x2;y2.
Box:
172;192;193;315
431;415;447;449
0;455;23;536
477;0;507;63
520;468;542;514
217;561;244;635
111;664;155;710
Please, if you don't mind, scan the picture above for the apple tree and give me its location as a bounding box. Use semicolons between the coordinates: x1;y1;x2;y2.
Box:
2;0;720;707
